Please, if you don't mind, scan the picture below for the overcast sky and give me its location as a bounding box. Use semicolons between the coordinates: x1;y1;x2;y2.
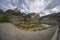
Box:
0;0;60;16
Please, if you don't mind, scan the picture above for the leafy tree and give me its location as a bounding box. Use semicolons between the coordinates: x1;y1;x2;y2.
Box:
0;9;9;23
6;9;21;15
0;14;9;23
0;9;4;14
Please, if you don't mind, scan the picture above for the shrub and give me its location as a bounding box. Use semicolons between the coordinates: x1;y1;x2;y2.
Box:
0;14;9;23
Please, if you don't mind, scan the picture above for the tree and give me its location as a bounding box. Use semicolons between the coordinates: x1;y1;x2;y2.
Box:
0;9;9;23
6;8;21;15
0;9;4;14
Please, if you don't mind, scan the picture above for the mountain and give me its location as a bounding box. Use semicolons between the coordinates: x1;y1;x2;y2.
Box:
40;12;60;25
5;8;41;31
0;8;60;31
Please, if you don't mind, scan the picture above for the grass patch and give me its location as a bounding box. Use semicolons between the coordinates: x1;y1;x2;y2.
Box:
0;14;9;23
14;23;47;31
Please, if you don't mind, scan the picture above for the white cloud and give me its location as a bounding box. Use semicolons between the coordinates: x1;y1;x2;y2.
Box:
40;10;52;16
52;6;60;13
8;4;17;9
11;0;20;5
20;9;25;13
22;3;28;12
0;0;60;16
0;3;8;9
0;0;19;10
21;0;54;13
20;0;60;16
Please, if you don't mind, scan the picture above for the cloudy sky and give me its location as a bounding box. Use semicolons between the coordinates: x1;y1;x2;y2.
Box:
0;0;60;16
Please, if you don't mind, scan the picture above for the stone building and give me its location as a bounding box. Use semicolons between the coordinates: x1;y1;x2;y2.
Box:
25;13;40;24
14;8;20;13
